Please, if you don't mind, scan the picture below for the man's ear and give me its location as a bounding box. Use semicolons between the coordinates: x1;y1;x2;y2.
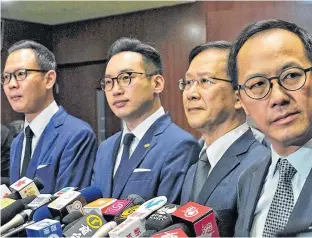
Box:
235;90;250;115
153;74;165;94
45;70;56;90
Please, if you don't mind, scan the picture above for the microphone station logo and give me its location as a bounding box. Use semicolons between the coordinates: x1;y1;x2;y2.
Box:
182;206;199;218
106;200;129;214
120;205;140;219
201;222;213;235
86;214;103;229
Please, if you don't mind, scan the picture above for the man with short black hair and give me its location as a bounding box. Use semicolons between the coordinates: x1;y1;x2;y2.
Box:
92;37;200;203
2;40;97;193
180;41;269;236
229;19;312;237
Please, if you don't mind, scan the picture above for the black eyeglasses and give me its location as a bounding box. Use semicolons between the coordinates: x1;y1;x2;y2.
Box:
179;77;231;91
99;71;155;91
1;69;48;85
236;66;312;99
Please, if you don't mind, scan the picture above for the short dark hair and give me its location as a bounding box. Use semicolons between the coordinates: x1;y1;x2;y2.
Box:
8;40;56;71
106;37;163;75
189;41;232;63
228;19;312;88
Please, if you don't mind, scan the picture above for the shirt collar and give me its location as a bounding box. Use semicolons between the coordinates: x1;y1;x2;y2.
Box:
24;101;59;138
271;137;312;179
202;122;249;169
122;106;165;140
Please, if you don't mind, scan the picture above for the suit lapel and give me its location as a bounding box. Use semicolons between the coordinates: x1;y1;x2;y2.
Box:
196;129;254;205
10;133;24;183
112;113;171;198
244;156;271;233
25;123;59;179
283;168;312;232
103;133;122;197
112;125;157;198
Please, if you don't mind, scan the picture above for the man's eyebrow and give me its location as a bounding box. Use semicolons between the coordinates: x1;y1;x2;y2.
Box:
104;68;134;78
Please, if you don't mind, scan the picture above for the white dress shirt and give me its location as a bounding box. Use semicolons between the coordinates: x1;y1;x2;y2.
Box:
199;122;249;176
251;138;312;237
20;101;59;174
113;107;165;176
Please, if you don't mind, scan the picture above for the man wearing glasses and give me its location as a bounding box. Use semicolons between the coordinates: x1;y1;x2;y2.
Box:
229;19;312;237
180;41;269;236
2;40;97;193
92;37;200;203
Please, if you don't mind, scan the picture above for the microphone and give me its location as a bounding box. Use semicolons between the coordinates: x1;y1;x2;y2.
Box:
114;204;141;224
1;220;35;237
128;196;167;220
0;199;26;225
0;209;32;235
152;223;192;237
53;186;78;197
63;210;107;237
141;230;157;237
1;184;12;198
26;219;63;237
8;177;43;199
27;194;54;210
109;194;145;223
0;197;16;210
32;205;54;222
48;185;103;217
108;216;146;237
83;198;116;215
172;201;220;237
145;204;180;231
91;221;117;238
109;196;168;237
1;177;10;186
62;210;84;225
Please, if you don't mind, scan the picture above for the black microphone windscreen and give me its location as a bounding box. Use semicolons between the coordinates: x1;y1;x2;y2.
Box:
33;177;44;191
6;192;20;200
141;230;157;237
124;194;145;205
63;218;82;233
146;213;172;231
1;177;10;186
62;211;84;225
21;195;37;205
0;200;25;225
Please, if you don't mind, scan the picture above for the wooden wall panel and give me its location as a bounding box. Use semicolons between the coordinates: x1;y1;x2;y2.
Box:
204;1;312;42
1;19;52;126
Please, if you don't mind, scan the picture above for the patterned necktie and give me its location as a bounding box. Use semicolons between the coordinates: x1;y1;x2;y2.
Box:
121;133;135;162
263;159;297;237
21;126;34;177
191;151;211;201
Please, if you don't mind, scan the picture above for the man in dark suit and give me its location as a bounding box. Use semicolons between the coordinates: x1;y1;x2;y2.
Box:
180;41;270;236
228;19;312;237
1;124;13;177
2;40;97;193
92;37;200;203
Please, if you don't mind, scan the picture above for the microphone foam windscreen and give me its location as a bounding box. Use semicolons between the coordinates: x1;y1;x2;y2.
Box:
146;213;172;231
62;211;84;225
141;230;157;237
32;205;53;222
80;186;103;203
21;195;37;205
33;177;44;191
0;200;25;225
1;177;10;186
124;194;145;205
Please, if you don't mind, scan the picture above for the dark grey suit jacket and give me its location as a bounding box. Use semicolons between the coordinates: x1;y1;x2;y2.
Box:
235;155;312;237
181;129;270;237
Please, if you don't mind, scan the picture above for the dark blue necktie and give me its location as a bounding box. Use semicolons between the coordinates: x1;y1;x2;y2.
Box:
121;133;135;163
21;126;34;177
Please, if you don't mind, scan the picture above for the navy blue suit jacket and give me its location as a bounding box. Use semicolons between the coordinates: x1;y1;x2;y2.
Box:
92;113;200;203
10;107;98;193
181;129;270;237
235;155;312;237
